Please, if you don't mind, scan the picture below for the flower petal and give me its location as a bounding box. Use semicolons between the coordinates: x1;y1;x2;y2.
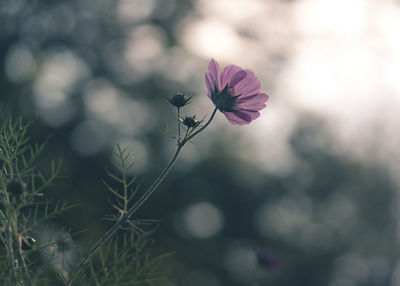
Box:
229;70;247;88
205;74;213;98
223;110;260;125
206;59;268;125
207;59;220;87
236;93;269;110
223;112;248;125
233;69;261;97
220;65;242;88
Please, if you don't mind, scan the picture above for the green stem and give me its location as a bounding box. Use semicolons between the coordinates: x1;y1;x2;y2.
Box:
122;161;128;213
3;185;18;282
7;225;17;282
17;235;31;286
177;107;181;143
182;108;217;144
66;107;218;286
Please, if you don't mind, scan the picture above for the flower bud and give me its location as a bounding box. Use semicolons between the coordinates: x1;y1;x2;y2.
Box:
168;93;191;108
181;116;200;128
7;178;26;196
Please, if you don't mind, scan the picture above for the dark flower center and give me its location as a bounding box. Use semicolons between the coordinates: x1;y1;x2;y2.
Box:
211;84;240;112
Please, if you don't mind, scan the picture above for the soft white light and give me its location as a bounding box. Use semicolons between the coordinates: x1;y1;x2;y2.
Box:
124;24;165;73
34;50;90;126
84;79;153;136
117;0;155;23
183;202;224;239
295;0;368;34
180;19;242;60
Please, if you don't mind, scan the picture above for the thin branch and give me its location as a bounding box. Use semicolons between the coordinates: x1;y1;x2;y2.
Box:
66;107;218;286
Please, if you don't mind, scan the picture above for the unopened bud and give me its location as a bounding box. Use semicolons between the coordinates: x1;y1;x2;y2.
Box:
7;179;26;196
168;93;191;108
181;116;200;128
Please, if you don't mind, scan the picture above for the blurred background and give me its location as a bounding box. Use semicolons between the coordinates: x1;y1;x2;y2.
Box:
1;0;400;285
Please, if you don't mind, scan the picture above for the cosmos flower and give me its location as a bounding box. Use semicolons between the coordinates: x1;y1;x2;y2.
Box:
205;58;269;125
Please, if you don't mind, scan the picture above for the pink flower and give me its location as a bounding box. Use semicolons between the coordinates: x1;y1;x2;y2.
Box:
205;58;269;125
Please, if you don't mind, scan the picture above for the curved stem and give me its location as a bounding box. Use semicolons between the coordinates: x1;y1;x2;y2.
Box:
66;107;218;286
65;147;181;285
182;108;217;145
127;145;182;218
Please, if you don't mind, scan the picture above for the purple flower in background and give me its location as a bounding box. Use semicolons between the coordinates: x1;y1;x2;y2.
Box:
256;248;280;268
205;58;269;125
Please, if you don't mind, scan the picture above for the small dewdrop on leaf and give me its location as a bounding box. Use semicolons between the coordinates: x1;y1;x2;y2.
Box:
20;236;36;251
168;93;192;108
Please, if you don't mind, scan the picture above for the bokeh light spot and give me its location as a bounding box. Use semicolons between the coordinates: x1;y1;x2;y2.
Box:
70;121;107;156
224;245;257;283
254;193;312;242
5;42;36;83
117;0;155;23
180;19;242;60
34;50;90;126
183;202;224;239
124;24;166;73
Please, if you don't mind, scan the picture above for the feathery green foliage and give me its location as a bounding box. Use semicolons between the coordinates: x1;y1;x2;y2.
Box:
104;144;139;217
80;232;175;286
104;144;161;234
0;119;72;285
0;120;177;285
68;143;176;285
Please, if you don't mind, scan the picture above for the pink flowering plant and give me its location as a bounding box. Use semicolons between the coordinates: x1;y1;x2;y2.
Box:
206;58;269;125
0;59;269;285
